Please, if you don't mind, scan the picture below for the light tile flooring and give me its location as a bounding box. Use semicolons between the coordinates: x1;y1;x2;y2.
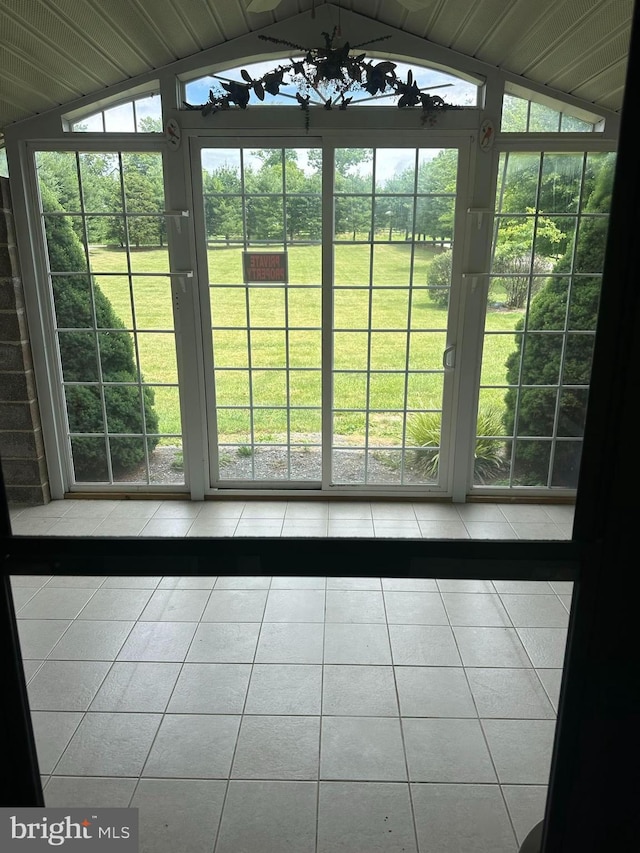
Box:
8;499;574;853
9;497;575;539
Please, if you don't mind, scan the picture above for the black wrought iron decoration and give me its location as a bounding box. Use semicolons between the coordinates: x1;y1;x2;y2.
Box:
184;28;461;131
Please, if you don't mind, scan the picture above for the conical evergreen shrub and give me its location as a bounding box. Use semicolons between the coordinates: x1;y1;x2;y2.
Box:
41;184;158;480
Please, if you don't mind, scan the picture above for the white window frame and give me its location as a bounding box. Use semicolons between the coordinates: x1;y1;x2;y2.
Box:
189;127;474;498
2;4;620;500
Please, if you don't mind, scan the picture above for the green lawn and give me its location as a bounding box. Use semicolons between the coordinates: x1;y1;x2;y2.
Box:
88;244;522;442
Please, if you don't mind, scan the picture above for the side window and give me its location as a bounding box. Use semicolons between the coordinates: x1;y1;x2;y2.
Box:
478;151;615;489
501;92;598;133
34;150;184;486
67;94;162;133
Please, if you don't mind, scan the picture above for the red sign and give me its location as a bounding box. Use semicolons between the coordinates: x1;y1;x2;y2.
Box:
243;252;288;283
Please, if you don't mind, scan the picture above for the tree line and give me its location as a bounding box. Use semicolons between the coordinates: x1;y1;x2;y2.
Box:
203;147;458;245
37;117;165;250
35;135;613;486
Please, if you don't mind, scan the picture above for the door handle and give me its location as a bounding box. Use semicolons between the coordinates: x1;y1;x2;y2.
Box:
442;344;456;369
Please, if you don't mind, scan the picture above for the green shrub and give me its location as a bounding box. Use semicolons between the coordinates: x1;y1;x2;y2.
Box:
407;406;507;483
491;251;553;309
407;411;442;477
490;212;562;309
474;406;510;484
41;184;159;480
503;153;615;487
426;249;452;308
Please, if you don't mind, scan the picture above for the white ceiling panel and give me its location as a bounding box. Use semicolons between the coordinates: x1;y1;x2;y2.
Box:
448;0;521;57
0;0;633;131
550;30;631;94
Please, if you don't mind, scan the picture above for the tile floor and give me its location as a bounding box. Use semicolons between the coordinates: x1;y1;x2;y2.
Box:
8;498;574;853
8;497;575;539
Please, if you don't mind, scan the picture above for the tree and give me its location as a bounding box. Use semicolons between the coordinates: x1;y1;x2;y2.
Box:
309;147;370;180
414;149;457;243
203;152;323;244
312;148;373;239
78;152;120;245
248;150;322;241
334;191;371;240
105;151;165;248
36;150;84;242
251;148;298;169
106;171;160;247
244;163;284;241
495;152;591;256
41;184;159;481
138;116;162;133
501;95;529;132
503;153;615;487
284;158;321;242
203;165;243;244
379;170;414;239
491;211;563;308
36;150;81;212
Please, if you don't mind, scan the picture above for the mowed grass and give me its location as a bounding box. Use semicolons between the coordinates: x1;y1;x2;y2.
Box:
89;244;522;442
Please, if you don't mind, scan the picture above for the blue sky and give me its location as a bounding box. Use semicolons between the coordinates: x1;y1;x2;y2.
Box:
185;58;476;109
201;145;443;185
73;94;162;132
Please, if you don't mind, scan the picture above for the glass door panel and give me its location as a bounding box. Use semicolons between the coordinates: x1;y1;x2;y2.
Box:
331;147;458;487
197;142;460;491
202;146;323;484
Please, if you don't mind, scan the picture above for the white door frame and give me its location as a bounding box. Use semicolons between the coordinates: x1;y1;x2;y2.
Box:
189;131;475;497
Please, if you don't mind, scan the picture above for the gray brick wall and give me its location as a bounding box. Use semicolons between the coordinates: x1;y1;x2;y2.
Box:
0;176;50;506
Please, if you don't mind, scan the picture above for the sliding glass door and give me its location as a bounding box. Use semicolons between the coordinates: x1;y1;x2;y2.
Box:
194;140;463;492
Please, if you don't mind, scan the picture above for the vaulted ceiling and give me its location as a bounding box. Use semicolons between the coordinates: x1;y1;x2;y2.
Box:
0;0;634;134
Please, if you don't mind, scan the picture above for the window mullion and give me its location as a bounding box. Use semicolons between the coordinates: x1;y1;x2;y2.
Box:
322;142;335;489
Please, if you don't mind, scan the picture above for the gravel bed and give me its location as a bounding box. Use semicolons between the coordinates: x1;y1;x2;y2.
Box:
135;439;433;486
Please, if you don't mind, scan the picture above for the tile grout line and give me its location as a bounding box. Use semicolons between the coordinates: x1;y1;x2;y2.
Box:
379;583;422;853
314;576;328;853
125;579;217;810
459;586;561;836
210;573;273;853
42;579;127;789
494;584;571;687
445;593;522;850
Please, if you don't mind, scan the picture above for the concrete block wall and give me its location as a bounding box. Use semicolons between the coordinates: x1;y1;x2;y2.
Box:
0;176;50;505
